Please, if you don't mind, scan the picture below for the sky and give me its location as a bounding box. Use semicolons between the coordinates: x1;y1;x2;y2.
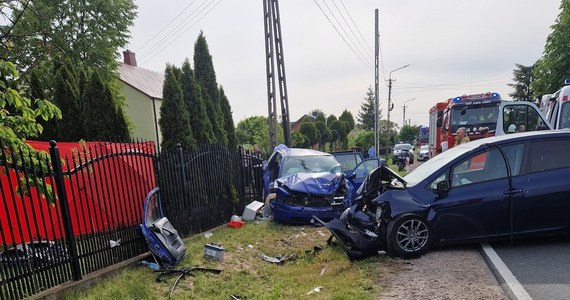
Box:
127;0;562;128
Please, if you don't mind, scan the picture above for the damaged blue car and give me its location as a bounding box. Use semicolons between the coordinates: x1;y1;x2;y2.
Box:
263;145;382;224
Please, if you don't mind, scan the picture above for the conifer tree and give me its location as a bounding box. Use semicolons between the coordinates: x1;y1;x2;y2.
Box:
159;65;195;150
83;70;129;140
193;32;227;145
53;64;83;141
219;87;237;147
30;69;58;141
180;59;215;144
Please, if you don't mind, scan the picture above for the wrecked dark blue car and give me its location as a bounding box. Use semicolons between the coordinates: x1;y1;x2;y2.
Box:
263;145;382;224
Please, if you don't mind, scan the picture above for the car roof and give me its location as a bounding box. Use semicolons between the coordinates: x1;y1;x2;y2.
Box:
454;130;570;150
274;145;333;158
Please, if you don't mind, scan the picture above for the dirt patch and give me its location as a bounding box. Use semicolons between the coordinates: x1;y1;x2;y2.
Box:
375;245;507;300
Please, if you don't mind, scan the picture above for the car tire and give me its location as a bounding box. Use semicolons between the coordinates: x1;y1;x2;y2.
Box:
386;215;432;259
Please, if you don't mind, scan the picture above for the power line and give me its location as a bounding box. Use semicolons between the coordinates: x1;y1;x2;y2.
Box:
139;0;225;66
134;0;199;52
337;0;374;58
139;0;212;59
322;0;374;67
312;0;373;73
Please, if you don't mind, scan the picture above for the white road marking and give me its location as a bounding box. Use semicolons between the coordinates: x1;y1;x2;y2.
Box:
481;242;532;300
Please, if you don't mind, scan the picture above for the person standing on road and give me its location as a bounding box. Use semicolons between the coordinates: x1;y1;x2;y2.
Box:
368;146;376;158
455;127;470;145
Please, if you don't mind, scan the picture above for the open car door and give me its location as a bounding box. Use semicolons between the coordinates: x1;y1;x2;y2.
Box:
140;188;186;268
348;158;383;200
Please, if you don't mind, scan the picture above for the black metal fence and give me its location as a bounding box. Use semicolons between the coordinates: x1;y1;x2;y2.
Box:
0;140;264;299
0;140;156;299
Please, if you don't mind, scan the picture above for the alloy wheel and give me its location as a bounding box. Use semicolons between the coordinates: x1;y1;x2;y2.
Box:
395;219;429;253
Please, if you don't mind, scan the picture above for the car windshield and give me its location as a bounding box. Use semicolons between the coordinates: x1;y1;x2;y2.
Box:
450;103;500;133
403;144;475;186
420;145;428;152
394;144;412;150
281;155;341;176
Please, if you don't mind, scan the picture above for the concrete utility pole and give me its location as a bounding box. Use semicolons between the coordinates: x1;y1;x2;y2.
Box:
387;64;410;124
402;98;416;126
374;9;379;156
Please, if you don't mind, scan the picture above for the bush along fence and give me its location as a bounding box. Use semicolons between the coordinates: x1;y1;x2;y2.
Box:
0;139;263;299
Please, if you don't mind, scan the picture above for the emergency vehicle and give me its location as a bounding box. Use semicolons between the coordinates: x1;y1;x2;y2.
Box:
541;79;570;129
428;92;550;158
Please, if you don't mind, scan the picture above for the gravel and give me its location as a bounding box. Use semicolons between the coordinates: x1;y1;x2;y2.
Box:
376;245;508;300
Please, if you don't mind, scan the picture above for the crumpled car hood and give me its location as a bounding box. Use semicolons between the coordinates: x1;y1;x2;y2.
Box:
276;172;344;195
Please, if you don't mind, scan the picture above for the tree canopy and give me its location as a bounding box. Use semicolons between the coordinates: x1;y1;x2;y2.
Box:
1;0;137;79
159;65;195;150
532;0;570;97
357;87;379;130
508;64;534;101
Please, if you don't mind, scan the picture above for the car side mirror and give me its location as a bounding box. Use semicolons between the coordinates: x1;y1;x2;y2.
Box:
435;180;451;197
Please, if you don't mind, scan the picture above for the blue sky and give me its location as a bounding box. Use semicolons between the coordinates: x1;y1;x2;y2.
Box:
127;0;561;128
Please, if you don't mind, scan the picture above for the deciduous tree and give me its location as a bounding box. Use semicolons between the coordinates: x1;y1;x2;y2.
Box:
532;0;570;97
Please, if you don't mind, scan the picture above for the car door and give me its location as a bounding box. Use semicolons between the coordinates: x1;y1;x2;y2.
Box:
262;152;281;198
430;147;512;242
348;158;383;199
512;139;570;233
140;188;186;268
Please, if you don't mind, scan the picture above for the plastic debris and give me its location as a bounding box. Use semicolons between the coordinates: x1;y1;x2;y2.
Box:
247;244;254;249
259;252;296;264
140;260;160;270
306;286;323;295
317;230;326;237
109;239;121;248
204;232;213;239
319;267;326;276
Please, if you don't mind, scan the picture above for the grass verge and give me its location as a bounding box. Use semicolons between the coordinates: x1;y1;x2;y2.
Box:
64;220;398;299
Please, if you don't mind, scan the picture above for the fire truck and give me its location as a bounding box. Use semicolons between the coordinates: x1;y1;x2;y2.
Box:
428;92;550;158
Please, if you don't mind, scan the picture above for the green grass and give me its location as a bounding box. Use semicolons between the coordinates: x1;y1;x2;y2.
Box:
64;221;398;299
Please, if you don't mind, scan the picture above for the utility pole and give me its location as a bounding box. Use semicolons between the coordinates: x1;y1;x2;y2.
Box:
387;64;410;124
402;98;416;126
263;0;291;149
374;9;379;156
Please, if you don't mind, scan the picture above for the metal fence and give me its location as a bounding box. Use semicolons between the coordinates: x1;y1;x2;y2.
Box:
156;144;254;236
0;140;155;299
0;140;264;299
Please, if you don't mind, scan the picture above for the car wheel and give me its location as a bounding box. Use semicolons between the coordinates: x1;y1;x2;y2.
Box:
387;216;432;259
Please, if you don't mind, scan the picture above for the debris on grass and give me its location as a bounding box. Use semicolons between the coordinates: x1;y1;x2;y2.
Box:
259;251;296;264
306;286;323;295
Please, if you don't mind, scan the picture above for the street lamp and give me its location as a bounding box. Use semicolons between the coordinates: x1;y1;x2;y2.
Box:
387;64;410;124
402;98;417;126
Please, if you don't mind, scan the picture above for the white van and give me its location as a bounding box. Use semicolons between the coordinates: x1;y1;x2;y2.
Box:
543;79;570;129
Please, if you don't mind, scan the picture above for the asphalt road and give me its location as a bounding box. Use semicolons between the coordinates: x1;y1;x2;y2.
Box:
491;235;570;300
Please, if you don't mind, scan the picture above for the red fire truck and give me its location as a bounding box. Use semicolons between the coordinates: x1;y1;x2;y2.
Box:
428;101;448;158
428;92;550;158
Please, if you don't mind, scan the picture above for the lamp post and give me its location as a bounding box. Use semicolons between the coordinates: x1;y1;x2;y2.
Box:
387;64;410;125
402;98;417;126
